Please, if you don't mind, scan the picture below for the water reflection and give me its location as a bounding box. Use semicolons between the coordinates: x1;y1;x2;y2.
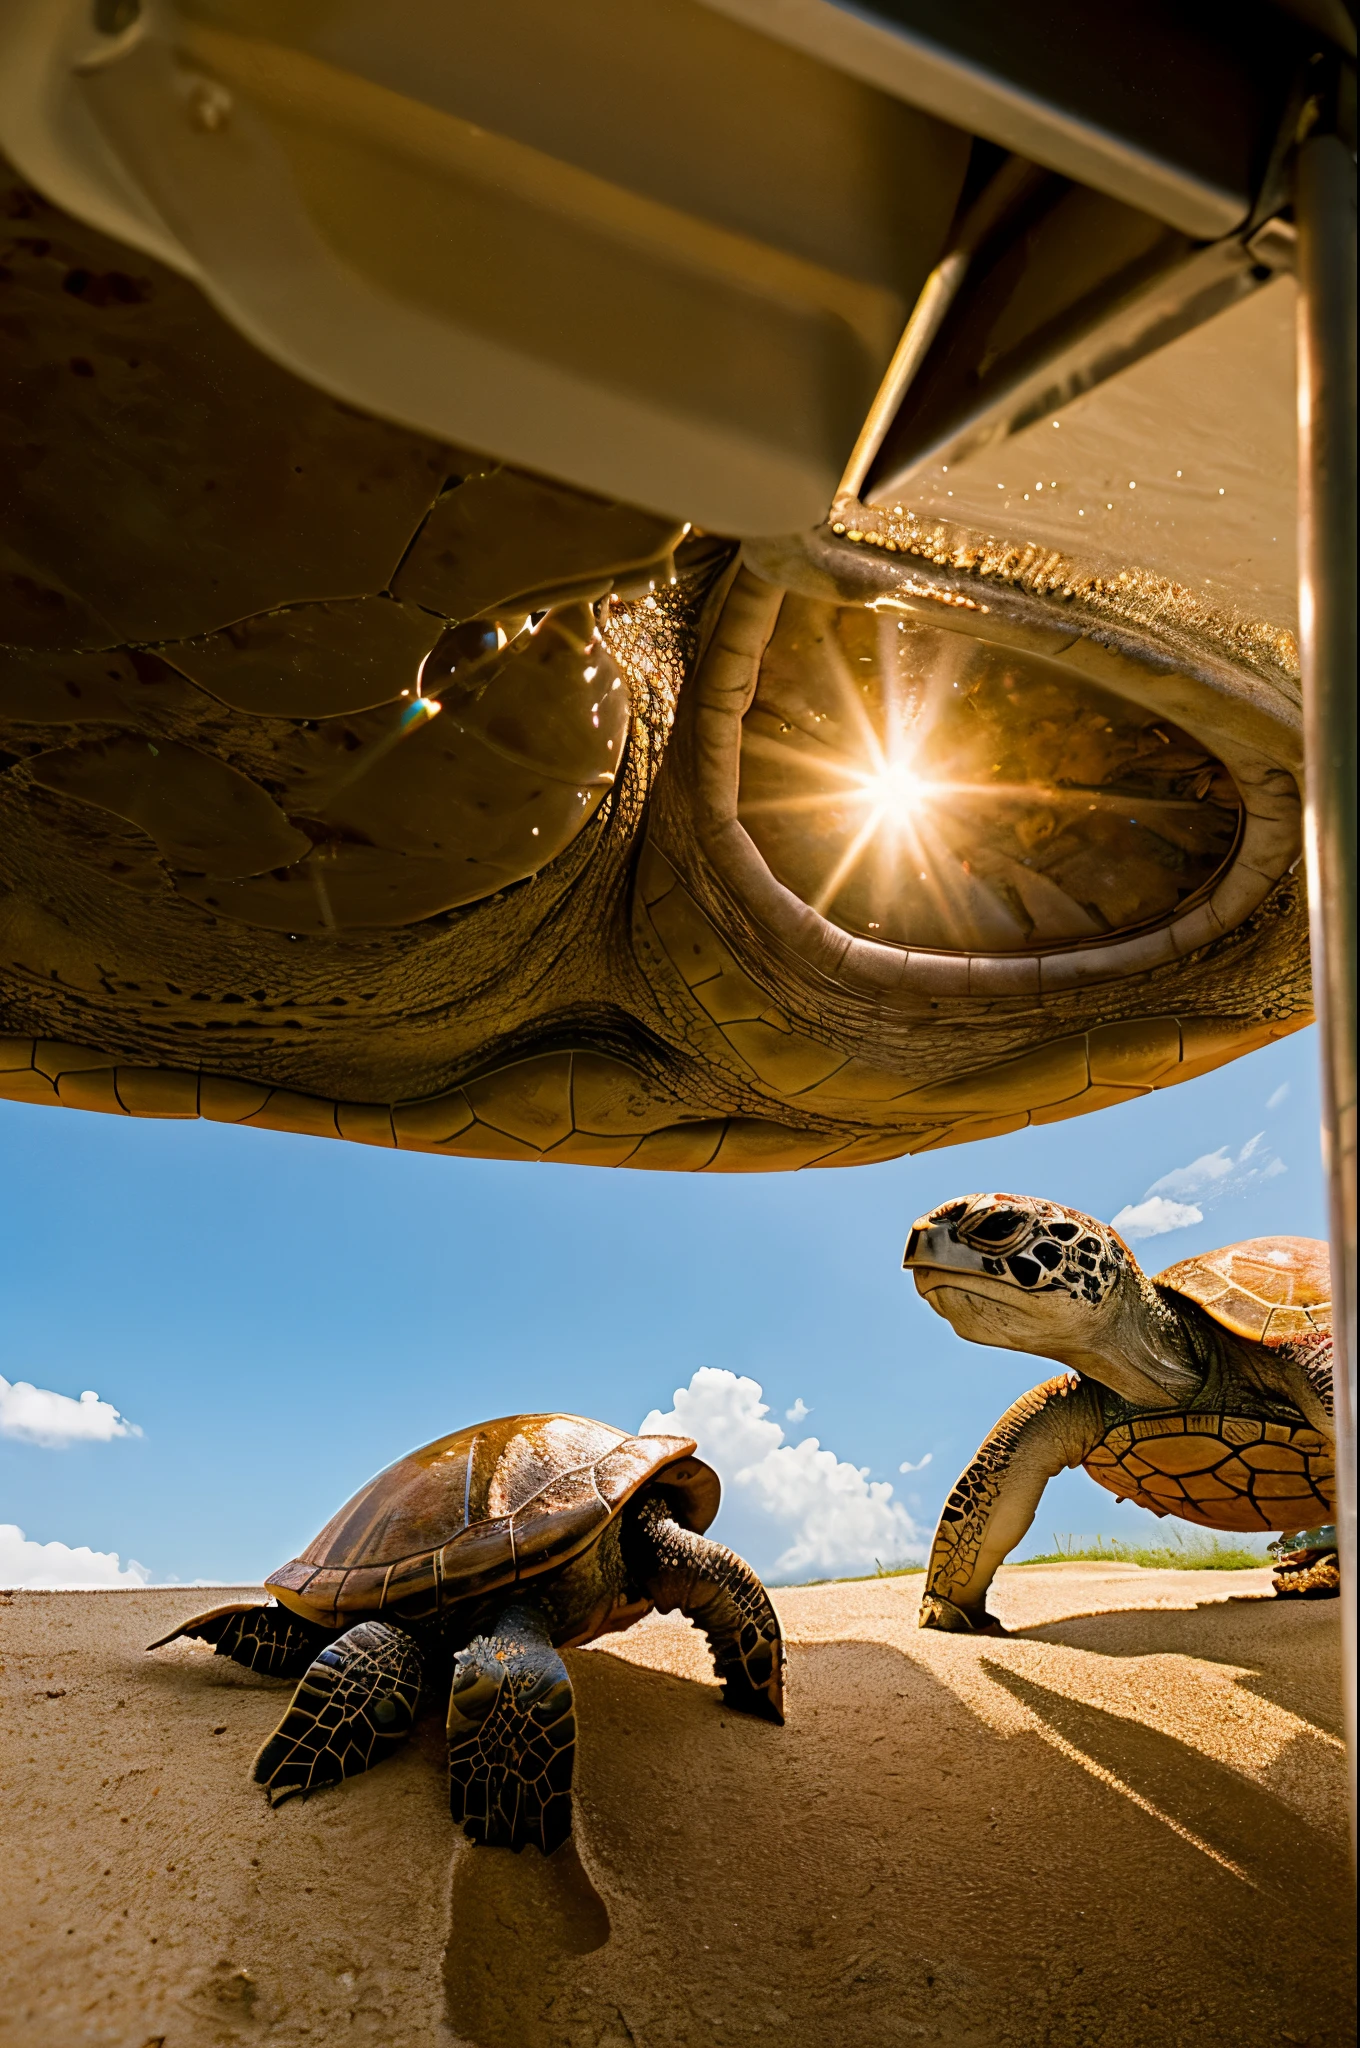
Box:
738;597;1241;952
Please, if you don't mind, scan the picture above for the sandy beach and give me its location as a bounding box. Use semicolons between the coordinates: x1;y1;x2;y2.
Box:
0;1565;1353;2048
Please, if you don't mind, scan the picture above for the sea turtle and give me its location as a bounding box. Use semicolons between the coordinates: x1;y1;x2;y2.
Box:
0;169;1313;1183
150;1413;784;1852
901;1194;1336;1631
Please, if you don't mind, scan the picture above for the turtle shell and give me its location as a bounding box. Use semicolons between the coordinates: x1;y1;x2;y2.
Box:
1154;1236;1331;1345
1084;1411;1334;1532
265;1414;718;1628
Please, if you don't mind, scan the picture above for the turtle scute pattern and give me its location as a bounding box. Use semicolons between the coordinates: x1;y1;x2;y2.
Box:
265;1415;706;1627
252;1620;425;1805
1084;1411;1334;1532
930;1376;1095;1591
446;1606;577;1856
1155;1236;1332;1344
144;1601;331;1679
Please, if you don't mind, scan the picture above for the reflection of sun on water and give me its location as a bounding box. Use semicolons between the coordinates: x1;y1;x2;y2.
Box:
737;597;1243;954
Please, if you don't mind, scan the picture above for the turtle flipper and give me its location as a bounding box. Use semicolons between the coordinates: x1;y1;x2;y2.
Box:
920;1374;1104;1631
446;1602;575;1855
147;1601;332;1677
251;1620;423;1805
1272;1526;1341;1598
631;1497;785;1723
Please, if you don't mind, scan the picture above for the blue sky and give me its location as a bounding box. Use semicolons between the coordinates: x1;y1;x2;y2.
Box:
0;1026;1324;1588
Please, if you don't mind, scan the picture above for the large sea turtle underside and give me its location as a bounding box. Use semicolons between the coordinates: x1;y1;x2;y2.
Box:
0;161;1311;1173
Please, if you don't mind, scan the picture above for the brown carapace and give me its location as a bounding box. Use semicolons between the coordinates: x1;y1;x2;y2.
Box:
1084;1236;1332;1534
903;1198;1337;1631
151;1414;783;1852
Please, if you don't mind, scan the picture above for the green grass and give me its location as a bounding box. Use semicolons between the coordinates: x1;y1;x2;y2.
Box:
777;1561;926;1589
780;1531;1272;1589
1017;1532;1270;1571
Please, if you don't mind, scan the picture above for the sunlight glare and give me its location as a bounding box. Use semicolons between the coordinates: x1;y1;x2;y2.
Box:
859;759;926;826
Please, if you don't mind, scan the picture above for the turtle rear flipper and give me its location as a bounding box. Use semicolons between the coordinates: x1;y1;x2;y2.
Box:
1273;1544;1341;1598
447;1602;576;1855
251;1619;424;1805
147;1601;332;1677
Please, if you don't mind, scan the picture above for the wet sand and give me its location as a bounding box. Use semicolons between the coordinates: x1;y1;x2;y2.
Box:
0;1565;1352;2047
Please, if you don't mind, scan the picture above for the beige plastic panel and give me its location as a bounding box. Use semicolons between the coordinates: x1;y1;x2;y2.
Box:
887;277;1300;632
0;0;968;532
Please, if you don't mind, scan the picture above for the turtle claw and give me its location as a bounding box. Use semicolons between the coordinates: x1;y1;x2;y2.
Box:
447;1604;575;1855
251;1620;423;1802
918;1593;1008;1635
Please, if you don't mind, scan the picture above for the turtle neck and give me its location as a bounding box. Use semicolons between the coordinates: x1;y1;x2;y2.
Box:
1054;1274;1203;1406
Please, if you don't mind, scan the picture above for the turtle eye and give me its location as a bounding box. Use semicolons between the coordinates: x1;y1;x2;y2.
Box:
959;1204;1031;1252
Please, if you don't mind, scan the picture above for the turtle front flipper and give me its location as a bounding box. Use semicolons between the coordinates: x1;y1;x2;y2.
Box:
251;1619;424;1805
630;1496;785;1723
446;1602;576;1855
921;1374;1105;1632
147;1601;332;1677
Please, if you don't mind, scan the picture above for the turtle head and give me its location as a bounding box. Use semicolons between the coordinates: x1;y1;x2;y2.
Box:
904;1193;1130;1348
903;1194;1198;1400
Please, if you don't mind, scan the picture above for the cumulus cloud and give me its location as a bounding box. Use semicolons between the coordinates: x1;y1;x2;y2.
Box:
785;1398;810;1424
1112;1133;1286;1242
1112;1196;1205;1241
898;1453;933;1474
641;1368;921;1580
0;1376;142;1449
0;1523;150;1589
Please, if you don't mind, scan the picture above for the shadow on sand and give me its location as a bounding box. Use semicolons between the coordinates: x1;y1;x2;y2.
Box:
438;1630;1355;2048
1009;1593;1346;1734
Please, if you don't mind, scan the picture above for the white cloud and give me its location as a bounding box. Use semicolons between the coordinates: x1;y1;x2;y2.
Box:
785;1398;810;1424
1112;1132;1287;1243
641;1368;921;1579
1266;1082;1290;1111
0;1523;150;1589
0;1376;142;1449
1146;1146;1238;1200
1112;1196;1204;1241
898;1452;933;1474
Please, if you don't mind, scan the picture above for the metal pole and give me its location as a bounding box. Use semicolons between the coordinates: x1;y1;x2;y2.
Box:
1295;122;1358;1851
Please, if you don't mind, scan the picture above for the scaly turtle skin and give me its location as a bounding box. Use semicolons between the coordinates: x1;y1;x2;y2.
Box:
151;1414;783;1852
902;1195;1334;1632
